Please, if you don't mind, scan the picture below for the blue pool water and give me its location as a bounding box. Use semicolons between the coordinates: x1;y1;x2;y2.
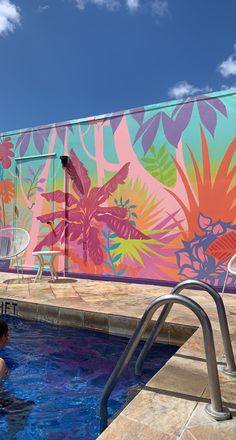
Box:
0;316;178;439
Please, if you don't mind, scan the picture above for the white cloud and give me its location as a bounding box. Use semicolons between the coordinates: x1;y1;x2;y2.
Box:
35;5;50;14
74;0;169;15
151;0;169;17
168;81;212;99
218;44;236;78
0;0;20;35
75;0;120;11
125;0;140;12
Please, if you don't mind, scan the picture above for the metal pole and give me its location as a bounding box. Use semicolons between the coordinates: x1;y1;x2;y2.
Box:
99;294;231;433
135;279;236;377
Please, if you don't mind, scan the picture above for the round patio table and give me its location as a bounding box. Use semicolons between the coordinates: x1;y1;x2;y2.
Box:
32;250;60;283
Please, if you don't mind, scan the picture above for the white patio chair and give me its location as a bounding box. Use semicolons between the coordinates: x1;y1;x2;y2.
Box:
0;227;30;281
222;253;236;295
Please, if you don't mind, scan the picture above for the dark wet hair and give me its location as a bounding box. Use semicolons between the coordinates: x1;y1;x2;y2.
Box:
0;320;8;338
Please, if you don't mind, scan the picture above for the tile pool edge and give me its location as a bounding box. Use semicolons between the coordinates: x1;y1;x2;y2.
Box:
0;297;196;346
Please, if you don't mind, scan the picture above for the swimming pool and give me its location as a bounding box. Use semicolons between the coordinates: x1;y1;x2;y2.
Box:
0;316;178;439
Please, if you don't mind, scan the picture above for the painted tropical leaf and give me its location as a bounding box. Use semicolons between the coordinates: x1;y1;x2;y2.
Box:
166;128;236;238
142;144;176;187
94;214;149;240
69;149;91;195
88;227;103;264
35;152;149;264
205;231;236;261
88;162;130;206
0;179;14;203
42;190;78;207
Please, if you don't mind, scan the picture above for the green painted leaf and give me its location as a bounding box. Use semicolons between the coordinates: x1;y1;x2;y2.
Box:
110;243;120;250
109;232;117;239
117;269;126;276
142;143;176;187
102;230;108;239
112;253;122;263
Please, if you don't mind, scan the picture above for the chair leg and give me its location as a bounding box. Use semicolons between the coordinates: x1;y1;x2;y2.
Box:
15;256;20;282
222;270;229;295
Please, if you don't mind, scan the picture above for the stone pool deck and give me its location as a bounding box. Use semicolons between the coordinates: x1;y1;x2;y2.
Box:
0;272;235;440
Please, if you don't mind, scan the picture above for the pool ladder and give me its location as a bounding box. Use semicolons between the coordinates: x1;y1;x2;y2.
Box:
99;280;236;433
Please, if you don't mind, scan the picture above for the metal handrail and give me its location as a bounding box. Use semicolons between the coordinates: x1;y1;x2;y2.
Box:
135;280;236;377
99;294;231;433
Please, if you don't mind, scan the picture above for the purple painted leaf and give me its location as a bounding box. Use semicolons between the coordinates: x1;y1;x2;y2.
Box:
56;126;66;143
28;167;35;176
19;132;30;156
68;124;74;134
110;115;123;134
38;178;46;183
142;113;161;154
88;227;103;265
134;114;158;144
36;187;44;192
24;177;31;183
16;133;24;148
38;164;44;173
42;128;51;140
171;98;188;118
198;213;212;230
205;97;228;117
162;113;182;147
173;100;194;133
132;109;144;125
197;100;217;137
33;131;44;154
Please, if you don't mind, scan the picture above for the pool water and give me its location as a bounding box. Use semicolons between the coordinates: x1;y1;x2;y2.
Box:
0;316;178;439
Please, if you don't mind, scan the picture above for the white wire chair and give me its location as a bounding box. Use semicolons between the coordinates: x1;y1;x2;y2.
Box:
222;253;236;295
0;227;30;281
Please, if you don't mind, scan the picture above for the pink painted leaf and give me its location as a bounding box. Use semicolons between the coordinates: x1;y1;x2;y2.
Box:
37;210;65;223
88;227;103;265
96;206;127;218
205;231;236;261
65;160;85;196
69;149;91;195
42;191;78;207
91;162;130;205
33;221;65;251
94;214;150;240
68;223;83;242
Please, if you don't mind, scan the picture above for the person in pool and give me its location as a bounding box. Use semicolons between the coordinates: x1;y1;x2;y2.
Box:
0;319;9;380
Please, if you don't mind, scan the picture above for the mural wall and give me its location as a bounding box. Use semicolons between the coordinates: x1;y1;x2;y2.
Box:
0;89;235;289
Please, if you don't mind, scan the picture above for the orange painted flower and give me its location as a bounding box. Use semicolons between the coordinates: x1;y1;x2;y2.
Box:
0;137;14;169
0;179;14;203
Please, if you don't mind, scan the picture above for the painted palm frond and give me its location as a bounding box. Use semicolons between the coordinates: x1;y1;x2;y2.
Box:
166;128;236;238
35;150;150;264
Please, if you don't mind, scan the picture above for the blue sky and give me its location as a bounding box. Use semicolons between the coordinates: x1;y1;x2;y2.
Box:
0;0;236;132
